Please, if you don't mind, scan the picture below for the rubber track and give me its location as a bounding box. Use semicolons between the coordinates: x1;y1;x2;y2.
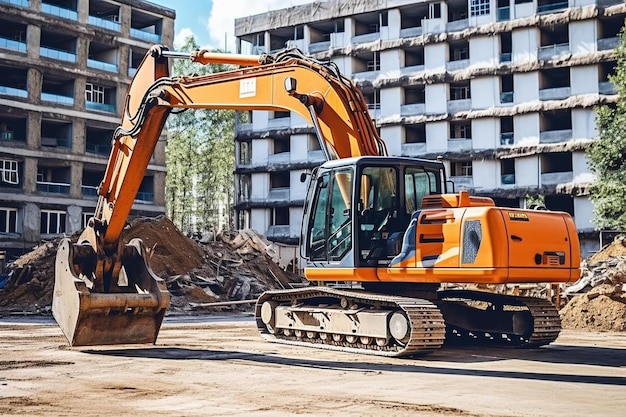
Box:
439;290;561;347
255;287;446;357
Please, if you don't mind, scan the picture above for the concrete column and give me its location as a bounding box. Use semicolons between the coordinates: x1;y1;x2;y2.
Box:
22;157;37;194
26;24;40;61
22;202;40;244
76;37;89;71
70;161;82;199
27;67;42;104
29;0;41;11
120;4;131;38
77;0;89;23
74;76;86;110
161;16;175;47
72;118;86;154
119;44;130;78
153;172;166;206
26;112;41;150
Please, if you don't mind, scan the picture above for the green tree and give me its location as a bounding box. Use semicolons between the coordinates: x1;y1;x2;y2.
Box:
588;23;626;230
165;35;236;234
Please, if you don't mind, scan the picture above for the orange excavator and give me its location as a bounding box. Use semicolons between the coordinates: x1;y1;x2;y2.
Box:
52;46;580;356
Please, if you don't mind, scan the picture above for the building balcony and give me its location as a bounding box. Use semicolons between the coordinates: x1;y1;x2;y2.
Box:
447;138;472;152
86;101;115;113
500;91;514;104
539;129;572;144
134;191;154;204
447;98;471;113
268;152;290;165
446;19;469;32
401;103;425;117
446;59;469;71
88;59;118;73
81;185;99;199
268;188;290;202
41;3;78;20
351;32;380;44
0;85;27;99
538;43;570;60
40;46;76;62
399;27;422;38
268;116;290;129
309;41;330;53
130;28;161;43
499;52;511;63
537;1;568;14
539;86;571;101
266;225;291;240
0;131;15;141
599;81;616;95
36;181;70;194
86;143;111;155
501;174;515;186
597;37;620;52
128;67;138;77
450;176;473;190
88;15;121;32
41;137;71;148
0;0;29;7
401;142;426;156
0;37;26;53
307;149;325;163
541;171;573;185
41;92;74;106
497;6;510;21
400;65;425;75
500;132;514;146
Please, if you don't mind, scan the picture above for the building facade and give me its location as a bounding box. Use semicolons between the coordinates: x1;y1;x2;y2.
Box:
0;0;174;259
233;0;625;258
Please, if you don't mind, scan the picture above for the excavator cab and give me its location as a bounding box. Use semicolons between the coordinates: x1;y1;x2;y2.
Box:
301;156;447;272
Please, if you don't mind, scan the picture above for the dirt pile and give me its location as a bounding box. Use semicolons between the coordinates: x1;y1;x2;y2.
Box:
0;216;305;315
559;238;626;332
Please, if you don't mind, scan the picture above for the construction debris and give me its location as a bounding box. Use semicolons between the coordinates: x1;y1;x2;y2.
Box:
0;216;306;316
559;237;626;332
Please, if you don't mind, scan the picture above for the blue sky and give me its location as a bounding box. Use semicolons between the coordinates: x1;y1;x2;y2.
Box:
147;0;311;51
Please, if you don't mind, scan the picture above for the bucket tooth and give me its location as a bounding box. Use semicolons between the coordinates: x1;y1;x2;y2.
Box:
52;238;170;347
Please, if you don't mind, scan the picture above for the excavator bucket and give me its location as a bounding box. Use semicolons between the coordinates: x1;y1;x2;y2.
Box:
53;238;170;346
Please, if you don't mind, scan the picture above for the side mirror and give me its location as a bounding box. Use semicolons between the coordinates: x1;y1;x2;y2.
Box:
300;172;308;183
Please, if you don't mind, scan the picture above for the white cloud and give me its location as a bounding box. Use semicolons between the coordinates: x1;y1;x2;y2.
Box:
174;27;195;48
207;0;311;51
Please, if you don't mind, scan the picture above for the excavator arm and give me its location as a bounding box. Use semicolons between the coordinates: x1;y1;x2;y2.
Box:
52;45;388;346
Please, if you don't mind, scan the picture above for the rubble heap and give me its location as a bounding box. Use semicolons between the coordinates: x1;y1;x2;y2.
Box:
0;216;305;315
559;238;626;332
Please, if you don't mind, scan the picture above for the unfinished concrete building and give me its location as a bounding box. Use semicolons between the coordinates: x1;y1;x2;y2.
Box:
0;0;174;259
234;0;625;256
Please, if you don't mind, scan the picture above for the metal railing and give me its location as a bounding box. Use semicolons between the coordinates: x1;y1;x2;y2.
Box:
86;143;112;155
41;3;77;20
81;185;99;198
0;85;28;98
36;181;70;194
0;37;26;53
501;174;515;185
88;15;121;32
0;0;29;7
41;92;74;105
40;46;76;62
497;6;510;21
500;132;514;145
86;101;116;113
130;28;161;43
134;192;154;203
537;1;568;14
500;91;514;104
87;59;118;73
